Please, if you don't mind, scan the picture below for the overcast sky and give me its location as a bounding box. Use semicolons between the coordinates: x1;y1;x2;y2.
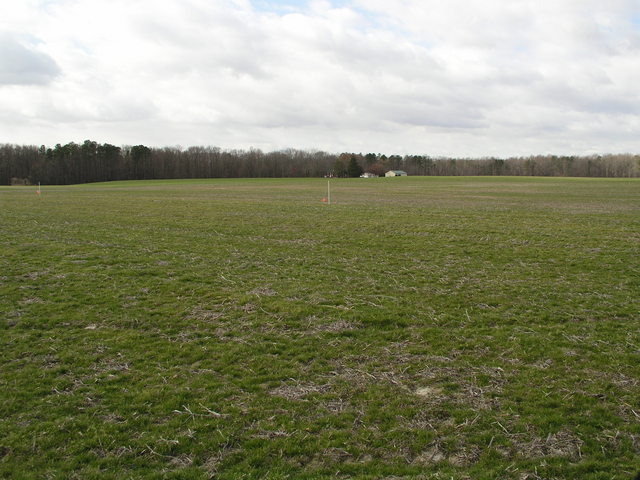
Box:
1;0;639;156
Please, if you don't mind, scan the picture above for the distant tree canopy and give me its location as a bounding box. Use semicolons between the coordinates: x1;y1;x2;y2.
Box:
0;141;638;185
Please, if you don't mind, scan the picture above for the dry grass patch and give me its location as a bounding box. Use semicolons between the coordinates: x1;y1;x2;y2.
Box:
304;316;362;334
270;380;332;401
413;443;480;467
515;429;584;459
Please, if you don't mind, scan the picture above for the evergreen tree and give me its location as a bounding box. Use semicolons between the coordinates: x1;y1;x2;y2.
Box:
347;155;363;177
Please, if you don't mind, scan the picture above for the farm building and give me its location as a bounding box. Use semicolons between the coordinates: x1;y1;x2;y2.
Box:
385;170;408;177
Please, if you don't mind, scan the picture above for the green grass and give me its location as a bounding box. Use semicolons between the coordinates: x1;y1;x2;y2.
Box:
1;176;638;479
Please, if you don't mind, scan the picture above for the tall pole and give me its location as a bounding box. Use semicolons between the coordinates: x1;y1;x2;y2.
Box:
327;180;331;205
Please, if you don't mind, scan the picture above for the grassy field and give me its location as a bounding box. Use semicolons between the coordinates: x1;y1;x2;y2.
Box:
1;177;638;479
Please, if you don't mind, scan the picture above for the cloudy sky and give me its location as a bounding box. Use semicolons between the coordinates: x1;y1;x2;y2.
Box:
1;0;639;156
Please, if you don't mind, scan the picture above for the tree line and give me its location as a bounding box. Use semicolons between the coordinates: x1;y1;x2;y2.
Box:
1;140;638;185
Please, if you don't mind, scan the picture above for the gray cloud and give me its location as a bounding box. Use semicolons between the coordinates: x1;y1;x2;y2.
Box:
0;33;60;85
0;0;639;155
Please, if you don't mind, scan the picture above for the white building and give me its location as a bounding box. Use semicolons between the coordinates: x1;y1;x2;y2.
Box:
385;170;408;177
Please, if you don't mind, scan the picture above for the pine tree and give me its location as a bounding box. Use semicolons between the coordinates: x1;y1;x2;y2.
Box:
347;155;363;177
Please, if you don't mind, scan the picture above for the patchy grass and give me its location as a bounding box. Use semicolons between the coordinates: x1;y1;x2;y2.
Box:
1;176;638;479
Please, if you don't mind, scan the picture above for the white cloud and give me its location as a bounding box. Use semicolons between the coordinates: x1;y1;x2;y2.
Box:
0;0;638;155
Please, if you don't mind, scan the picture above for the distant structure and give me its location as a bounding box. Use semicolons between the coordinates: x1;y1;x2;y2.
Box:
385;170;408;177
360;172;377;178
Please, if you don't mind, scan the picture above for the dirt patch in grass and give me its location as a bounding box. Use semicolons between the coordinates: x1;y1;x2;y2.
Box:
414;365;506;410
316;447;353;463
169;454;194;469
413;445;446;464
323;397;352;413
241;302;257;313
305;316;362;334
40;354;60;369
188;305;225;322
510;429;584;460
93;355;131;374
203;445;238;476
101;413;127;424
328;365;405;390
405;411;455;431
413;443;480;467
250;286;277;297
270;380;332;401
22;269;51;280
275;238;316;247
18;297;44;305
415;386;444;398
253;429;292;439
